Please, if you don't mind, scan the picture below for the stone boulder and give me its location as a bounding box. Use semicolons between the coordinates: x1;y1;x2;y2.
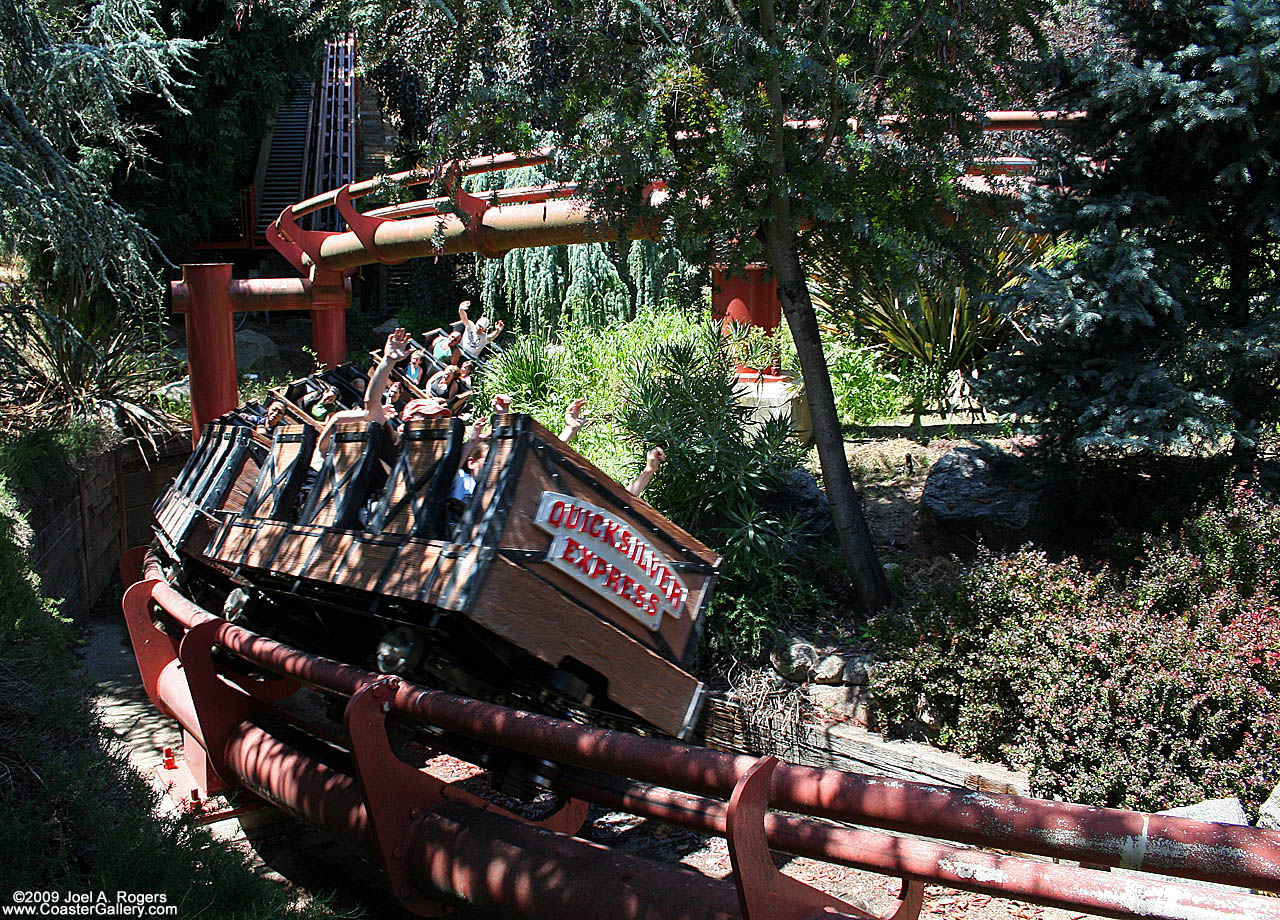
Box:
1259;784;1280;830
234;329;281;374
1158;797;1249;827
921;447;1077;547
813;654;846;685
373;317;401;338
806;684;873;726
840;655;876;687
758;469;834;538
770;634;818;682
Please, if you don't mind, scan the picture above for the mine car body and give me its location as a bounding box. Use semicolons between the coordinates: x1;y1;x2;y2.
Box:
152;403;719;740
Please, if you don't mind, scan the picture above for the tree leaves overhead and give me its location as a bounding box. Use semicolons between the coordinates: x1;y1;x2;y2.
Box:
0;0;199;318
361;0;1048;270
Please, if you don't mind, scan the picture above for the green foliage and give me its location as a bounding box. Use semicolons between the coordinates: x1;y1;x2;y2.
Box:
0;463;340;915
0;0;199;318
871;484;1280;812
471;167;704;331
825;343;907;425
0;423;110;498
0;304;181;440
118;0;326;254
982;0;1280;462
355;0;1052;611
813;229;1052;415
481;333;566;406
615;324;824;659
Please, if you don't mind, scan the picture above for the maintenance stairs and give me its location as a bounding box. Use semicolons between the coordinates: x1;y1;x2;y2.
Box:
254;36;358;240
255;81;312;238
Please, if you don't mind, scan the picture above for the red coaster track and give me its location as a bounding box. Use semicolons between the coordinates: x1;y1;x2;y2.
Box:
122;539;1280;920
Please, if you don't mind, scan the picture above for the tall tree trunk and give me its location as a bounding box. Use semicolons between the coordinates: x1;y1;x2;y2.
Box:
764;218;892;613
757;0;891;613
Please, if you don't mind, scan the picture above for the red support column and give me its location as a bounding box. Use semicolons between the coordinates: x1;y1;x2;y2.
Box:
711;264;782;333
174;264;239;443
310;268;351;369
711;264;783;376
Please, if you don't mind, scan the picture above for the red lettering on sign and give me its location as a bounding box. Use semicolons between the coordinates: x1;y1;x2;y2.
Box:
575;547;596;575
604;567;623;591
588;513;603;538
562;537;580;563
549;500;567;527
589;557;607;579
603;520;619;545
564;506;582;530
618;530;631;554
646;594;659;618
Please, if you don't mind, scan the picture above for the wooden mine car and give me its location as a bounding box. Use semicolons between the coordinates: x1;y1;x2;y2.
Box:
151;395;720;755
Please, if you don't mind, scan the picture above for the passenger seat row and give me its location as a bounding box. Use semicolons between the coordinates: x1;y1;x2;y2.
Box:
238;418;468;541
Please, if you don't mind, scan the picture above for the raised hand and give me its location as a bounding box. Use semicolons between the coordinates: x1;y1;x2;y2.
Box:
645;446;666;473
564;397;587;430
384;327;411;363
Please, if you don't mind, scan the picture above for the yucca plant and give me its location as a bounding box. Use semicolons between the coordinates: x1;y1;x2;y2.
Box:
0;305;181;442
812;228;1053;415
478;332;567;409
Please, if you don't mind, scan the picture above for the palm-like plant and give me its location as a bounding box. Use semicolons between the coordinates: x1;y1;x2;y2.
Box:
811;228;1053;414
0;305;181;441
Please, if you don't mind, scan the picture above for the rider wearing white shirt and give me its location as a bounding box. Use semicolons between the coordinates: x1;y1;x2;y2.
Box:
458;300;504;360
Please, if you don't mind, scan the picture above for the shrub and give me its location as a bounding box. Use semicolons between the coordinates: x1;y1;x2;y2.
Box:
617;323;828;660
812;229;1053;416
0;305;180;441
826;343;907;425
871;483;1280;813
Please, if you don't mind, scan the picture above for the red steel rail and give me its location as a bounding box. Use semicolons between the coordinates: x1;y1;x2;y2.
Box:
264;110;1076;274
119;546;1280;920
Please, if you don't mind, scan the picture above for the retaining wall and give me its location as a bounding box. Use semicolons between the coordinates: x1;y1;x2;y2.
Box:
28;436;192;618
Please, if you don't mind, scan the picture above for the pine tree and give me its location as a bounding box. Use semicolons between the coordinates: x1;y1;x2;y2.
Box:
983;0;1280;468
356;0;1050;612
0;0;198;320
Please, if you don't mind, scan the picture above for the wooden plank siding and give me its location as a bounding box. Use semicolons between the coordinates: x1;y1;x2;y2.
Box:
27;433;193;620
164;413;720;738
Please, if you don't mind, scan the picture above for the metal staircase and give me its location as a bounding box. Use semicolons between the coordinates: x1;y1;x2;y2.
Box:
255;81;313;238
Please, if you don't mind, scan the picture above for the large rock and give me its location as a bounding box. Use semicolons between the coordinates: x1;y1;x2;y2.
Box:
1158;797;1249;827
234;329;280;373
770;634;818;682
920;447;1077;547
1259;784;1280;830
840;655;877;687
373;317;401;337
813;654;846;685
806;684;873;725
758;469;834;538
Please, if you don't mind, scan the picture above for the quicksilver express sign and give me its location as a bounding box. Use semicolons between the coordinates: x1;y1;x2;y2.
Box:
534;491;689;631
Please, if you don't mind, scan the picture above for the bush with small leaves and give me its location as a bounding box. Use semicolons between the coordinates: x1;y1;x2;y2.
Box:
872;484;1280;813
